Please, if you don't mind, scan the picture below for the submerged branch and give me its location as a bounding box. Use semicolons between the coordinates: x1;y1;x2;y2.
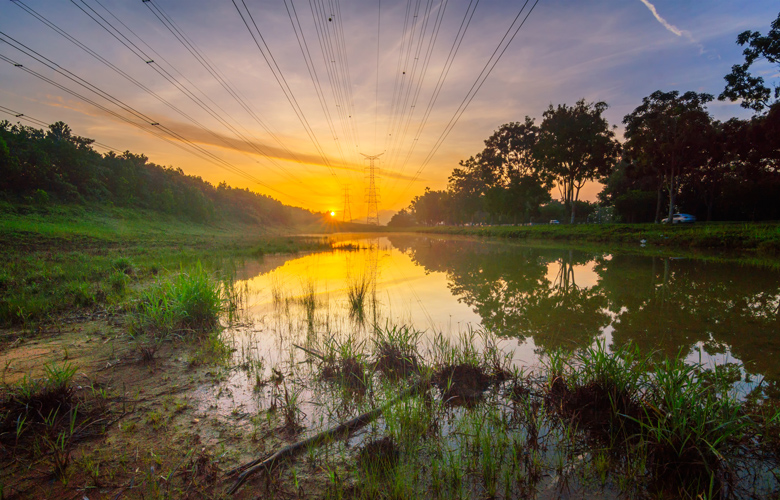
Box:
225;377;428;495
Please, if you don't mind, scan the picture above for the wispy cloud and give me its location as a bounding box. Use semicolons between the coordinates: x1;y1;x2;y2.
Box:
639;0;683;36
638;0;704;53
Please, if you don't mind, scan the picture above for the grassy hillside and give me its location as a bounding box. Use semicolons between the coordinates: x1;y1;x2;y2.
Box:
0;202;334;327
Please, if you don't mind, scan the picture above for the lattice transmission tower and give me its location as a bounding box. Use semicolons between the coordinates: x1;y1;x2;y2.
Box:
362;153;382;225
341;186;353;223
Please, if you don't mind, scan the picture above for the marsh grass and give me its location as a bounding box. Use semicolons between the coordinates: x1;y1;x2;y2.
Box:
636;357;748;494
300;279;318;331
0;362;109;481
373;323;421;379
259;326;776;500
346;272;372;322
133;262;224;337
319;334;368;390
537;341;757;497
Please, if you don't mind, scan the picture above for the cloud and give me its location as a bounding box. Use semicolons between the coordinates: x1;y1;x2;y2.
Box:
638;0;704;53
639;0;683;36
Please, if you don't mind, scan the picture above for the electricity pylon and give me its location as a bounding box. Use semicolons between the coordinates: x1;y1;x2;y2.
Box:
362;153;382;225
341;185;353;223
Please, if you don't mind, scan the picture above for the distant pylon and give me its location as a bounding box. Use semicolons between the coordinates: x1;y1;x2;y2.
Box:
362;153;382;225
341;186;353;223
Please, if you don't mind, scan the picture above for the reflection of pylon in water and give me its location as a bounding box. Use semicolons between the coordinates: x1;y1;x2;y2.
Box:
365;242;379;325
341;186;352;223
362;153;382;225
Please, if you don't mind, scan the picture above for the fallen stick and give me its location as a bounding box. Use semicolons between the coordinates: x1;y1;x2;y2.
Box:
292;343;327;361
225;377;427;495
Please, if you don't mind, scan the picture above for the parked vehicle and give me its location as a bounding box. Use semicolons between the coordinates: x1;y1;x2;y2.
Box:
549;220;560;224
661;213;696;224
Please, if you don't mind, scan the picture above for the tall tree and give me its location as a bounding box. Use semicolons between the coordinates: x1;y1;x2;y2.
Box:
409;188;449;226
623;91;714;223
534;100;620;224
720;12;780;112
482;118;552;222
447;154;497;223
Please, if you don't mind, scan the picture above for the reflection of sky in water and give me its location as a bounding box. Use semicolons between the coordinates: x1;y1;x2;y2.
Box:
233;236;546;370
197;234;779;428
209;234;779;416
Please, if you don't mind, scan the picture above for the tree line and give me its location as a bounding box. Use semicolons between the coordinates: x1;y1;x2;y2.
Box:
0;120;319;226
390;12;780;226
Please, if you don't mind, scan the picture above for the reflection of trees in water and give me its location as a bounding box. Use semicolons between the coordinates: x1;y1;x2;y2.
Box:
598;255;780;380
521;252;609;351
387;235;780;381
387;236;609;351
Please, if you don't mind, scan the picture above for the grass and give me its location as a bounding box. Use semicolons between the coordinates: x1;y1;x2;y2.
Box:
414;221;780;256
540;342;758;497
346;272;372;322
263;321;778;499
2;204;779;498
0;362;108;482
637;356;748;492
0;203;341;329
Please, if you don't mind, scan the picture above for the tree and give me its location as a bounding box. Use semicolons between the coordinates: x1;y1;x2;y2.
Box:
387;208;416;227
447;154;495;223
535;100;620;224
598;160;659;223
482;118;543;181
409;188;449;226
482;119;552;222
720;12;780;112
623;91;714;223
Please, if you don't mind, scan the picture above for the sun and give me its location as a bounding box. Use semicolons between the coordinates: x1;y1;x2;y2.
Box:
330;211;336;217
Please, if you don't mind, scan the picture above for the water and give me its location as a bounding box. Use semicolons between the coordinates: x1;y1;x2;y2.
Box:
209;233;780;498
228;233;780;383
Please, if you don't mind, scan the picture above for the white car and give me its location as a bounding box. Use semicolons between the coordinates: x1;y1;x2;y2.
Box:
661;213;696;224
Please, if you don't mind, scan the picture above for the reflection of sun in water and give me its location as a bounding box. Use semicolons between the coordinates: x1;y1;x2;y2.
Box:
330;211;336;217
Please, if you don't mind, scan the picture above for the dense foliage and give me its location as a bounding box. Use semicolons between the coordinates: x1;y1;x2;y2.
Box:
396;13;780;225
396;100;618;226
0;120;319;226
720;12;780;112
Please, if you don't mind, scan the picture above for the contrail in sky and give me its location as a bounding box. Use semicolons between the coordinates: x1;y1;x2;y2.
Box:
638;0;705;54
639;0;684;36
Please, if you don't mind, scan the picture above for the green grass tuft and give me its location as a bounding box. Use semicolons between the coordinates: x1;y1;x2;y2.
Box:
133;262;224;337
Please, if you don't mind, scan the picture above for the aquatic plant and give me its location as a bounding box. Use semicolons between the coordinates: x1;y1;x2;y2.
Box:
634;356;748;494
373;323;421;379
346;272;372;322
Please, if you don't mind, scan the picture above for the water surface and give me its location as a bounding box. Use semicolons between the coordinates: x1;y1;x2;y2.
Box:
227;233;779;387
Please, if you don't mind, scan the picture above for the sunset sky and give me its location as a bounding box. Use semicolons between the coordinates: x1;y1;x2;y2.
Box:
1;1;777;222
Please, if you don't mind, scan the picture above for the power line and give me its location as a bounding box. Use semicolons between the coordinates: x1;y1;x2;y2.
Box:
0;50;310;205
308;0;362;172
231;0;339;181
68;0;320;193
384;0;478;201
375;0;381;151
140;0;314;184
385;0;448;189
283;0;351;171
390;0;540;207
